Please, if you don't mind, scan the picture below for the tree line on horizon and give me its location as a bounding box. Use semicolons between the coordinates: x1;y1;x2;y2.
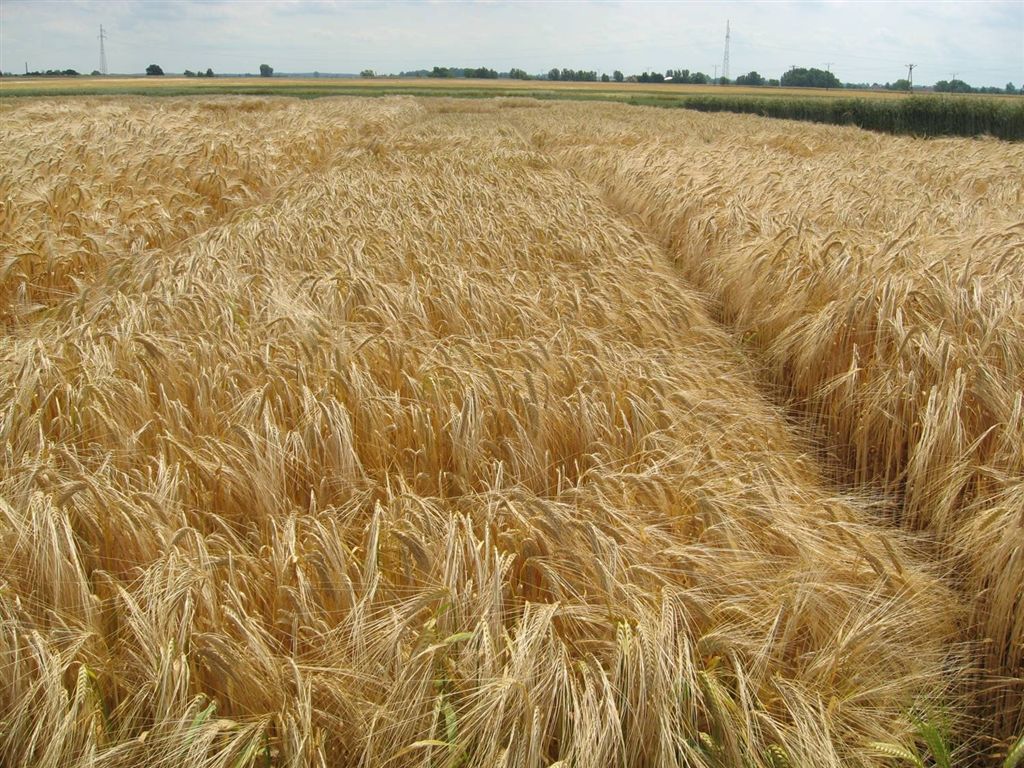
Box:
386;65;1020;94
2;63;1018;95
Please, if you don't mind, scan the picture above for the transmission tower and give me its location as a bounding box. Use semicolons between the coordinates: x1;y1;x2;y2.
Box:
98;25;107;75
721;20;730;83
906;63;915;89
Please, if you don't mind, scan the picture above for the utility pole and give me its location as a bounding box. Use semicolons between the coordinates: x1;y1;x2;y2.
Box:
721;20;730;83
906;63;915;90
98;25;108;75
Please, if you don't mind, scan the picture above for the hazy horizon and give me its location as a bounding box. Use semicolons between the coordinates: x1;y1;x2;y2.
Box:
2;0;1022;88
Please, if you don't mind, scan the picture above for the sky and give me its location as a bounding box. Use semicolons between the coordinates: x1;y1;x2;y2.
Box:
1;0;1022;87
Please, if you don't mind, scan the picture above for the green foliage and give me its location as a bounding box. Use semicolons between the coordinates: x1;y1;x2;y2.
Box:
547;68;598;82
910;710;951;768
868;709;954;768
780;66;841;88
678;94;1024;140
665;69;710;84
465;66;498;79
1006;733;1024;768
24;68;81;77
638;71;665;83
735;71;765;86
509;68;530;80
613;70;624;82
934;78;972;93
360;69;375;78
145;64;163;76
259;63;273;77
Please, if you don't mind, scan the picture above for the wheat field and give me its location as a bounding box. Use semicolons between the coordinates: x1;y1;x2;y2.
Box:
0;96;1020;767
528;103;1024;746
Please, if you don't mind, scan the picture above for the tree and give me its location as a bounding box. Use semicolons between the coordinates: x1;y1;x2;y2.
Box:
887;78;911;91
259;64;273;77
613;70;623;83
1006;82;1017;94
780;67;840;89
146;64;164;76
509;68;530;80
601;73;610;82
431;66;451;78
735;70;765;86
206;68;214;78
934;78;972;93
184;69;196;77
554;69;596;82
360;69;375;78
90;69;101;76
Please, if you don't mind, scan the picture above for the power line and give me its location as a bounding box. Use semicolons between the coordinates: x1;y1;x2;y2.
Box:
906;62;915;88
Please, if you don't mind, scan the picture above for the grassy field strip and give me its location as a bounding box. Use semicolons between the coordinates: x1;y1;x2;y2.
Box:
677;95;1024;140
522;100;1024;749
0;76;916;99
5;77;1021;140
1;97;963;767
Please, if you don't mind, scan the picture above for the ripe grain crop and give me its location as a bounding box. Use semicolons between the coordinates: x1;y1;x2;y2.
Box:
0;96;972;766
522;102;1024;751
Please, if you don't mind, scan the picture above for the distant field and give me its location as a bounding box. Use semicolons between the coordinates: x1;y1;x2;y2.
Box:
5;75;1020;139
0;74;910;100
